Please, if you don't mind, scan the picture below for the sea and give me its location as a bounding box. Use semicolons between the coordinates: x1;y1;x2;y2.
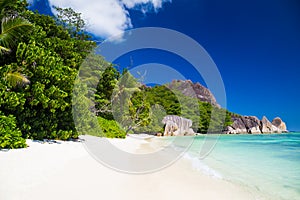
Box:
176;133;300;200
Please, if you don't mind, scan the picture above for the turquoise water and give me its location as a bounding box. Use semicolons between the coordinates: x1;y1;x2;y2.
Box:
182;133;300;200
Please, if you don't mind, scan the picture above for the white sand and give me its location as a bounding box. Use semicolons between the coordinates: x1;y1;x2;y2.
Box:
0;136;256;200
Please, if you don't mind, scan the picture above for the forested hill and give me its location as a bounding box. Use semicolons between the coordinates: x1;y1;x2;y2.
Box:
0;1;234;149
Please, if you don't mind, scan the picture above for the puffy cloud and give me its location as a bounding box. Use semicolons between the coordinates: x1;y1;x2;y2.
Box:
48;0;131;38
46;0;171;39
122;0;168;10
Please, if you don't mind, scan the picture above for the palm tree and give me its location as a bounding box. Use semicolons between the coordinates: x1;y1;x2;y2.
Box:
0;0;32;55
111;71;141;132
0;0;32;87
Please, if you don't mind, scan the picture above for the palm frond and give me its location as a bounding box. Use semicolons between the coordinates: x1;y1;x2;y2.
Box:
4;71;30;88
0;44;10;54
0;16;32;50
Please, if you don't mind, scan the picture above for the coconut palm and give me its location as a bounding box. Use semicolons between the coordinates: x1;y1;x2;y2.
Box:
0;0;32;87
111;71;142;132
0;0;32;55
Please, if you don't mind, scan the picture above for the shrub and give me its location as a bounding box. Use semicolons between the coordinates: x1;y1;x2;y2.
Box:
97;117;126;139
0;113;27;149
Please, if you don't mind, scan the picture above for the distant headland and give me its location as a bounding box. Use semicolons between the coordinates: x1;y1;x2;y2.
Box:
160;80;288;136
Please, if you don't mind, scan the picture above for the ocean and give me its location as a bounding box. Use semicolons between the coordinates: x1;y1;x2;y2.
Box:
180;133;300;200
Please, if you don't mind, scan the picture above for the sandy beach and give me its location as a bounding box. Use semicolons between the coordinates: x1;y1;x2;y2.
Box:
0;136;256;200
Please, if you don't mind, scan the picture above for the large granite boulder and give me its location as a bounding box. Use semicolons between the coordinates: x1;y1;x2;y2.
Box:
241;116;261;134
163;120;178;136
230;117;248;133
167;80;220;108
261;116;281;133
224;116;262;134
272;117;288;132
223;126;239;134
162;115;195;136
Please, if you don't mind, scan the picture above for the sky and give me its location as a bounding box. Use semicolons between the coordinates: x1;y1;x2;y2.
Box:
29;0;300;130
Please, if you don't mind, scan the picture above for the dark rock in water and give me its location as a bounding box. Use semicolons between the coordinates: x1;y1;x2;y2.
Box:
167;80;220;108
162;115;195;136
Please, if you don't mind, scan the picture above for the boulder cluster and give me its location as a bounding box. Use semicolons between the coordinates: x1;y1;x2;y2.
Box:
224;116;288;134
161;115;288;136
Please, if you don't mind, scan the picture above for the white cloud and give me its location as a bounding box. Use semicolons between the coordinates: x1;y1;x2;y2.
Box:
46;0;171;39
122;0;166;10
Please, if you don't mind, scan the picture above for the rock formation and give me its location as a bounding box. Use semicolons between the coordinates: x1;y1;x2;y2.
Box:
224;116;288;134
163;120;178;136
261;116;281;133
229;117;247;134
242;116;261;134
162;115;195;136
272;117;288;132
167;80;220;108
159;80;288;135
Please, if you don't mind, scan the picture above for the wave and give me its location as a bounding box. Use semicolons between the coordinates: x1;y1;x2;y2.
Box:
182;153;223;179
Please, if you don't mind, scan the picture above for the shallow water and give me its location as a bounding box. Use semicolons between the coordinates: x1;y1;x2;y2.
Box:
178;133;300;200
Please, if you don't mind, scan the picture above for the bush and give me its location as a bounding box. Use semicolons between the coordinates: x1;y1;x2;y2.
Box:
0;113;27;149
97;117;126;138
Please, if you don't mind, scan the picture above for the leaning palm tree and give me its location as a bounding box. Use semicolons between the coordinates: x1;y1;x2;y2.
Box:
0;0;32;55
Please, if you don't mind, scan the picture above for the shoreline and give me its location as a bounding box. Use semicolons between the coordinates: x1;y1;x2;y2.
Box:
0;136;257;200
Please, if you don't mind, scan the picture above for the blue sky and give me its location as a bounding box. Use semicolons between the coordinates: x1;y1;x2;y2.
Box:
29;0;300;130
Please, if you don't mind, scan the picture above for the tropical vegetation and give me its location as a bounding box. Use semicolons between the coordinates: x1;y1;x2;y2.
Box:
0;0;233;149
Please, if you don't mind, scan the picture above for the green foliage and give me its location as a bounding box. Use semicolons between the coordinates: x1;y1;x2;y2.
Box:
0;111;26;149
0;17;32;54
53;6;87;40
94;62;120;120
123;84;233;134
14;41;78;139
4;71;30;88
0;0;237;150
97;117;126;138
0;65;26;113
110;71;141;132
144;85;181;115
0;0;32;55
0;2;97;143
72;78;99;136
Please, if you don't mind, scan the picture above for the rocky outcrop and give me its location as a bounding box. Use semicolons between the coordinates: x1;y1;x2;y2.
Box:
272;117;288;132
226;116;261;134
241;116;261;134
167;80;220;108
229;117;247;133
224;116;288;134
162;115;195;136
261;116;281;133
161;80;288;135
